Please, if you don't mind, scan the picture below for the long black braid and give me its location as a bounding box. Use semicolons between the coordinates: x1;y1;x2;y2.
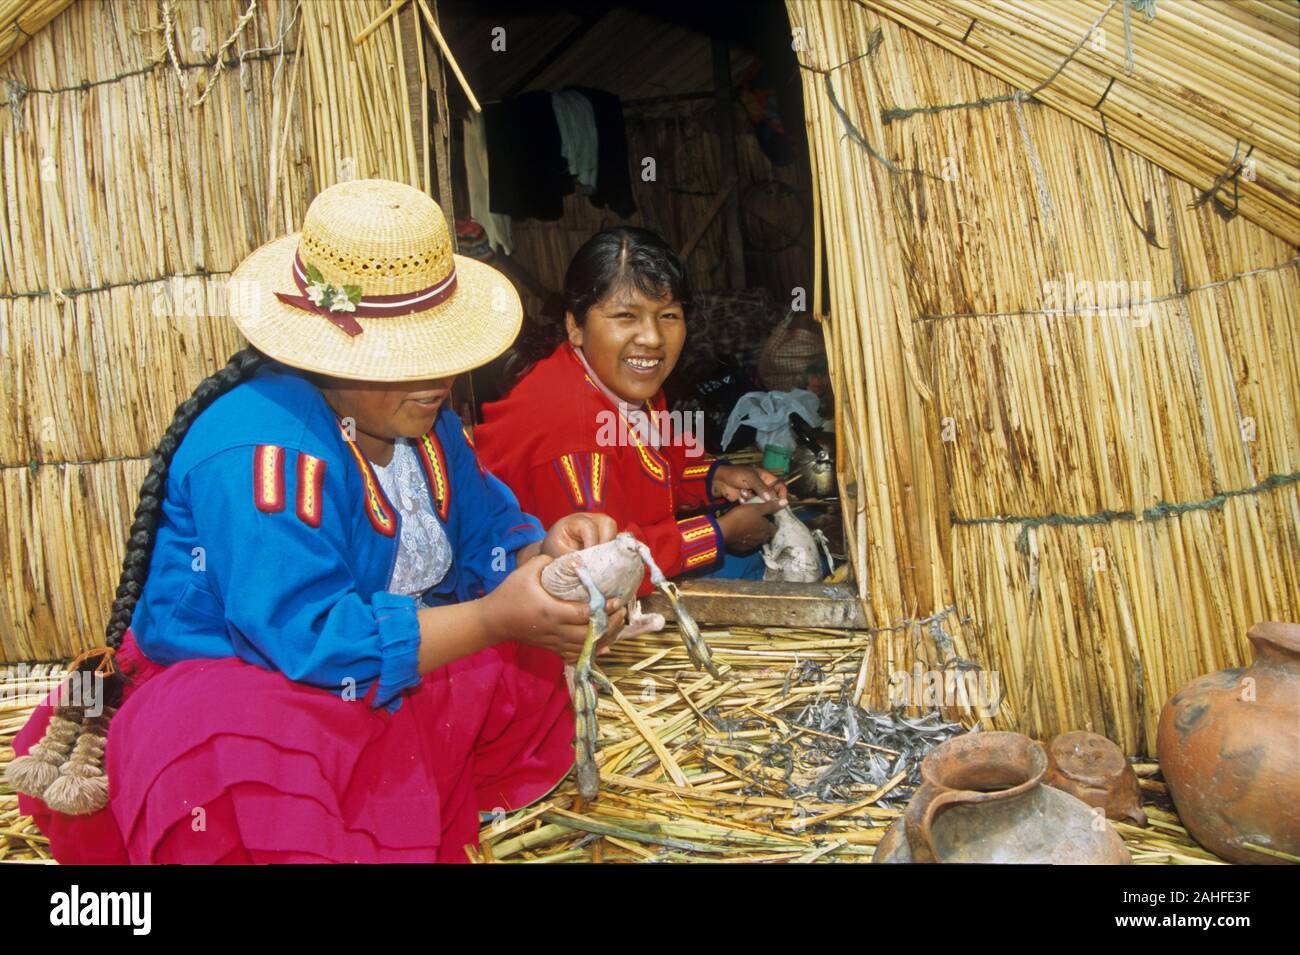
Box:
104;347;267;650
5;348;268;809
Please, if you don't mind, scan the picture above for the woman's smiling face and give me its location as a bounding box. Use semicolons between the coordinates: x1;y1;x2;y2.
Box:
566;286;685;403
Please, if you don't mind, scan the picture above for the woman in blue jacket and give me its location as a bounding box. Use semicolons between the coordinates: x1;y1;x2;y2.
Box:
9;179;621;863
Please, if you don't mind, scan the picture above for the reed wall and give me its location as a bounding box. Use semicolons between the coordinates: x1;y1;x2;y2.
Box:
0;0;427;661
788;0;1299;753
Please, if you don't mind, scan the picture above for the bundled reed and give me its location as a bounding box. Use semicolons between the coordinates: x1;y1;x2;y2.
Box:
788;0;1299;754
0;0;430;662
0;0;72;67
872;0;1300;243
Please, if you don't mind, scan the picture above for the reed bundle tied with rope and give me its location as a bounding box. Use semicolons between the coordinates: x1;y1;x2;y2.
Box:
0;0;431;663
873;0;1300;244
0;0;72;67
787;0;1299;755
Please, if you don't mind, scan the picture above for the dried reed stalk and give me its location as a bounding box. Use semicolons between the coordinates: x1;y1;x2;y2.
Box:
867;1;1299;243
466;627;1218;864
787;0;1299;754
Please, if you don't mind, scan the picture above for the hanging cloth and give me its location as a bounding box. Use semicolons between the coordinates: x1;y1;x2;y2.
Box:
483;91;571;221
550;89;600;194
462;113;514;254
570;86;637;218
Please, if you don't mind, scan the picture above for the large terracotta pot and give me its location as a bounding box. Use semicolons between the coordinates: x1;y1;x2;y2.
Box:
1157;621;1300;865
873;731;1132;864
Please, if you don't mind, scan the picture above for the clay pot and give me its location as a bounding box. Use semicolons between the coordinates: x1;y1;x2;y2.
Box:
1043;731;1147;827
1156;621;1300;865
873;731;1131;864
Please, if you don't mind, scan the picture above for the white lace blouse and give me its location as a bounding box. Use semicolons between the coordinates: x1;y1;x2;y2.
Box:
371;438;453;598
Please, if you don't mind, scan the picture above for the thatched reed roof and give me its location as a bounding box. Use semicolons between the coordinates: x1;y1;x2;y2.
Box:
0;0;70;67
867;0;1299;245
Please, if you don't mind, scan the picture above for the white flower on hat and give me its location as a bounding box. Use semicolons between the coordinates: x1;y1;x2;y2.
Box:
304;262;362;313
305;281;330;307
329;293;358;313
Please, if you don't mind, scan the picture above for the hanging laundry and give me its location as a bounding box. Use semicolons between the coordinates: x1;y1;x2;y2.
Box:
551;89;599;194
483;91;571;221
570;86;637;218
462;113;514;254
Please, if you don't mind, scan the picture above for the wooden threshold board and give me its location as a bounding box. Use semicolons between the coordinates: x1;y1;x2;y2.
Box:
642;579;868;630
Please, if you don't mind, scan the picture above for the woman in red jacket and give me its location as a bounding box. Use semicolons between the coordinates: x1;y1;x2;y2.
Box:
475;227;786;595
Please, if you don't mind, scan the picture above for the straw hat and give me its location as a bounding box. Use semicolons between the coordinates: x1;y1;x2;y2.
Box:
229;179;521;381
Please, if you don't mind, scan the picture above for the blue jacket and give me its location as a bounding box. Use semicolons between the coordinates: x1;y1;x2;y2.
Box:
130;363;545;711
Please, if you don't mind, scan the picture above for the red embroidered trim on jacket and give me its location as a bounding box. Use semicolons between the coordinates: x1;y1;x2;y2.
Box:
681;460;714;482
588;452;606;505
676;514;720;570
253;445;285;513
295;453;327;528
338;422;396;537
416;431;451;522
552;451;608;511
624;404;671;487
553;453;586;509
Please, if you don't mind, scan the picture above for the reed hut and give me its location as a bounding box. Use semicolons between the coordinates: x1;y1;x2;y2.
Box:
1;0;823;665
2;0;1298;771
788;0;1299;754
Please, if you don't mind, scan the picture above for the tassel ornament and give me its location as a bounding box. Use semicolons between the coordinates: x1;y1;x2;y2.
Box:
42;711;114;816
5;646;123;813
5;705;84;797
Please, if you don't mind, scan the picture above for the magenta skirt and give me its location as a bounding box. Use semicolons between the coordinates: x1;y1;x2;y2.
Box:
14;632;575;863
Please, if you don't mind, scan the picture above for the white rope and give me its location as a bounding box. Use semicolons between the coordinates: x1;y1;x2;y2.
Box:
1012;91;1057;235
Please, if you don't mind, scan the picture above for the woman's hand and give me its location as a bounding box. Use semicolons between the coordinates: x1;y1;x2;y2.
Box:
480;554;626;664
716;499;784;553
540;512;620;558
711;464;788;506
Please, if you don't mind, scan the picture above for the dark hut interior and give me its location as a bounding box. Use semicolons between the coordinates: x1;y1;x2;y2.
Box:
435;0;845;570
438;0;819;401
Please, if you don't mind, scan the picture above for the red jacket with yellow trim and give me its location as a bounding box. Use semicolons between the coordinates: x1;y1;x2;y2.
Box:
476;343;726;596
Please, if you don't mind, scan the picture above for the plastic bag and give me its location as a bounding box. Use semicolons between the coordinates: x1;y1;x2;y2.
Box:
721;389;822;453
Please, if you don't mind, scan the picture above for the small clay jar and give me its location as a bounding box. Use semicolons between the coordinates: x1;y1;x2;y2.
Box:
1043;731;1147;827
1157;621;1300;865
873;731;1131;864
